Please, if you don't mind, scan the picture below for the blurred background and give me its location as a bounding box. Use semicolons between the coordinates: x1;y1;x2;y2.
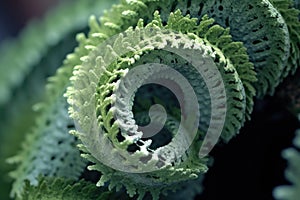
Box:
0;1;61;200
0;0;59;43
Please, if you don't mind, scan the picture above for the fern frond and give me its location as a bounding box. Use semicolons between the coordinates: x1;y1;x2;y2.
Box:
20;177;113;200
65;8;254;198
3;1;119;198
273;130;300;200
160;175;204;200
0;0;115;107
270;0;300;78
294;0;300;9
97;0;289;97
7;97;86;199
0;0;118;165
5;0;299;199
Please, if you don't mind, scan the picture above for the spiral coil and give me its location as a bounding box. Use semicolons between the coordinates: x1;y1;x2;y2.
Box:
5;0;300;199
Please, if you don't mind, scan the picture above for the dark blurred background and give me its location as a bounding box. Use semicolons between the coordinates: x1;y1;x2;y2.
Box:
198;97;299;200
0;1;299;200
0;0;59;43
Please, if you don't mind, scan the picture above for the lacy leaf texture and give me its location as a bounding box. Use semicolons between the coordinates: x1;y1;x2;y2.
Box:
0;0;299;200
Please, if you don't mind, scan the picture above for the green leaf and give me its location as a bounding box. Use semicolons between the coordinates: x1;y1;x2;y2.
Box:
273;130;300;200
20;177;113;200
8;97;87;199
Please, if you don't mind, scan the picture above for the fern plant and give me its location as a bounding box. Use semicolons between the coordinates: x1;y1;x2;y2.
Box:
274;128;300;200
0;0;300;199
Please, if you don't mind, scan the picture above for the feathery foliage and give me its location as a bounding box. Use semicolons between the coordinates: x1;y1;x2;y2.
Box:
0;0;299;199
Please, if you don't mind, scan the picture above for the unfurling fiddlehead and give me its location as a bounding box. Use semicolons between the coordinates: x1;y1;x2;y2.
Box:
4;0;300;199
